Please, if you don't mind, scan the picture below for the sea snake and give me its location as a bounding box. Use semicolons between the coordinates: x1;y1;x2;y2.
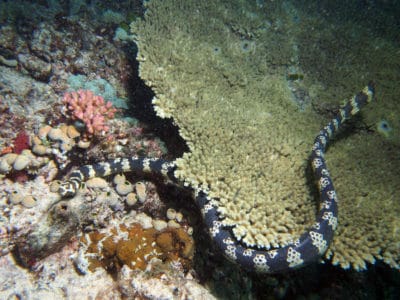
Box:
59;82;375;273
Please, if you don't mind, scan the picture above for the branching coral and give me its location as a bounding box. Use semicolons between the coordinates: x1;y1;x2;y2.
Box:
63;90;117;137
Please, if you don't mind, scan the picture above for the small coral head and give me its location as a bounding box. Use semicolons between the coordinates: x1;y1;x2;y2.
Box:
62;89;117;136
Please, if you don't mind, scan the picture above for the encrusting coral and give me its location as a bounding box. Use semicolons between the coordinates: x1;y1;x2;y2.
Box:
76;221;194;273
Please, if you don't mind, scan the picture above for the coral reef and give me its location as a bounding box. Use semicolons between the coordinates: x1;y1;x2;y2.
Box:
0;235;211;300
75;219;194;273
0;171;203;298
0;150;51;181
324;132;400;270
0;0;399;298
0;1;211;298
133;0;319;251
118;266;217;299
67;75;129;109
132;0;399;271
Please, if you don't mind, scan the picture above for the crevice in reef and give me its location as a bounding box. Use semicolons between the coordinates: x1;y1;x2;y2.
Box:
122;43;189;160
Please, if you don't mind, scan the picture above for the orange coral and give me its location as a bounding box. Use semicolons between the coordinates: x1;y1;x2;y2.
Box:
80;222;194;273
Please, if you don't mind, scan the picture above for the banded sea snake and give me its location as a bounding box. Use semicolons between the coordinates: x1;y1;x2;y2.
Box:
59;82;375;273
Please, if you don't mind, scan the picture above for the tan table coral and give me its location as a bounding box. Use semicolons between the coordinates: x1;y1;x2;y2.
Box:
129;0;400;271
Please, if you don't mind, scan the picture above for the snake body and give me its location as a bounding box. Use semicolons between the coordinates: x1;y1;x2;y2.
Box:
59;83;375;273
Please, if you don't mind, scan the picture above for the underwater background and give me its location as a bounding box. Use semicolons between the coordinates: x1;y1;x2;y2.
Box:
0;0;399;299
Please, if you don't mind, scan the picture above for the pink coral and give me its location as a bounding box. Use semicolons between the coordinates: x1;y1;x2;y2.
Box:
63;90;117;136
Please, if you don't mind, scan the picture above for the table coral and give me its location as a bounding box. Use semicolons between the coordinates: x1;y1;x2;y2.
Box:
133;0;320;251
128;0;400;272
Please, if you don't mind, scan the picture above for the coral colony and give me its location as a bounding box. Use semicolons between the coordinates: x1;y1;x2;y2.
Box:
63;90;117;137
